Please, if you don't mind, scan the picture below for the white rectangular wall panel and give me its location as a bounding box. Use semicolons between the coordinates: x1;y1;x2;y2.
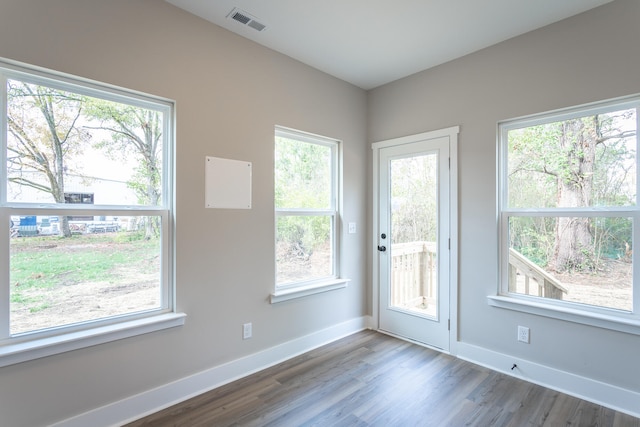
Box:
205;156;252;209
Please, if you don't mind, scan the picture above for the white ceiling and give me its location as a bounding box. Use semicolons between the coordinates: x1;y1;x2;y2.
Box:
166;0;614;90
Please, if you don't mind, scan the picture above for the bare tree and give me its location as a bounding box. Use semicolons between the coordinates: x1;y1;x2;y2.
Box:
84;100;163;239
7;80;89;237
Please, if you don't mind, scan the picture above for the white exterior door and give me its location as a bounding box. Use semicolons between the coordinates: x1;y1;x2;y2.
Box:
373;127;457;351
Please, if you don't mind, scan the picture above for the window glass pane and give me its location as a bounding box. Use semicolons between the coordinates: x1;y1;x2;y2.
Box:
10;215;162;335
276;215;333;285
6;78;164;207
274;136;332;209
507;108;637;208
508;216;632;311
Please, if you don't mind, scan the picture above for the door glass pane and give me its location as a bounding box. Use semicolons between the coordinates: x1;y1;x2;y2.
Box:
389;153;438;318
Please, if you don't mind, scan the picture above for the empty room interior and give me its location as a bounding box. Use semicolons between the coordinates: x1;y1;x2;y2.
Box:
0;0;639;425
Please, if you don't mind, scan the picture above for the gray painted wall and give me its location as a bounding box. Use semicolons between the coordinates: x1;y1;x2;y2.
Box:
369;0;640;396
0;1;367;425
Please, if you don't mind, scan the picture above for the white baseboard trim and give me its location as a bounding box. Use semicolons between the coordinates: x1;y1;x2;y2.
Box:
456;342;640;419
52;316;372;427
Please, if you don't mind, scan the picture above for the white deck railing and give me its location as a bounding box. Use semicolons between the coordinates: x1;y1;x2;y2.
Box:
390;243;567;308
508;248;568;300
391;241;436;309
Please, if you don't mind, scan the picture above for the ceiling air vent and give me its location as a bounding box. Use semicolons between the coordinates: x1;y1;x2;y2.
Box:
227;7;267;32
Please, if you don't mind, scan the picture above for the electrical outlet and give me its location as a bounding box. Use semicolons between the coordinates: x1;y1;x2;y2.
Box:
517;325;530;343
348;222;357;234
243;322;252;340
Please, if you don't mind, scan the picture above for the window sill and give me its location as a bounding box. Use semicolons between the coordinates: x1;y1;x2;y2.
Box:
487;295;640;336
0;312;186;368
270;279;349;304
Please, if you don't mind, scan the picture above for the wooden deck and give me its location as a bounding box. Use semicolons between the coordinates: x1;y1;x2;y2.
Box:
390;241;437;317
509;248;568;299
126;330;639;427
390;243;569;309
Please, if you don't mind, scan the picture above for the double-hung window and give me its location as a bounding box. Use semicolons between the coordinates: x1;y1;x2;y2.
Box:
495;95;640;333
273;126;345;302
0;59;182;367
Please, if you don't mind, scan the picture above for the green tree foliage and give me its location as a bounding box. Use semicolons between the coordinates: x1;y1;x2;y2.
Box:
390;154;437;245
508;109;636;272
275;136;332;259
275;136;330;209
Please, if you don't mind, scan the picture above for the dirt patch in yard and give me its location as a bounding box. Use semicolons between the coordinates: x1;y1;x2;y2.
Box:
10;234;160;335
552;259;632;311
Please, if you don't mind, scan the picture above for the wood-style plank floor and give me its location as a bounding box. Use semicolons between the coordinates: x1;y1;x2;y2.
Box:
126;330;640;427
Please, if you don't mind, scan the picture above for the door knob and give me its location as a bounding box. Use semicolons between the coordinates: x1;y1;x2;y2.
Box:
377;245;387;252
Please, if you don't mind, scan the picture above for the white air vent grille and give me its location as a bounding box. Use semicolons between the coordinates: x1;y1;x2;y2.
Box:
227;8;267;32
231;11;251;25
247;20;266;32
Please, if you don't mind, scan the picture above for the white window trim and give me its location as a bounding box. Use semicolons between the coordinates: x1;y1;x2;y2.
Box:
0;312;185;368
273;126;344;300
487;295;640;336
0;57;184;367
495;94;640;332
270;278;349;304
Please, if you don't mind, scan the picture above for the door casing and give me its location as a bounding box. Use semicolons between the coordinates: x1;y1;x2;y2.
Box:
371;126;459;353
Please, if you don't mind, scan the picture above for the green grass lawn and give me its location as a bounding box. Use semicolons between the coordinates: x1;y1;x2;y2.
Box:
10;233;159;303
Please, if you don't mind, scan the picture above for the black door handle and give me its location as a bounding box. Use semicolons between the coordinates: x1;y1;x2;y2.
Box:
377;245;386;252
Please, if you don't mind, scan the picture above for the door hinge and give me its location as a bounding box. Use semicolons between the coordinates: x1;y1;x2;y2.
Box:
448;319;450;331
448;238;450;250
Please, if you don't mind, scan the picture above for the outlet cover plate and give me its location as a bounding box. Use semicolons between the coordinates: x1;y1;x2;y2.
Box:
517;325;530;343
243;322;252;340
348;222;357;234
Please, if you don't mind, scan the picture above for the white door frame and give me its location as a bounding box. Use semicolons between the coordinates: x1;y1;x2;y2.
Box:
371;126;459;354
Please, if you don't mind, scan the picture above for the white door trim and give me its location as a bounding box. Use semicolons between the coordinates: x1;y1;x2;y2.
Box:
371;126;459;355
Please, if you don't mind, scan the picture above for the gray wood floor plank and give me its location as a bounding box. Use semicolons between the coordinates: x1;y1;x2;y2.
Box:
126;330;639;427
